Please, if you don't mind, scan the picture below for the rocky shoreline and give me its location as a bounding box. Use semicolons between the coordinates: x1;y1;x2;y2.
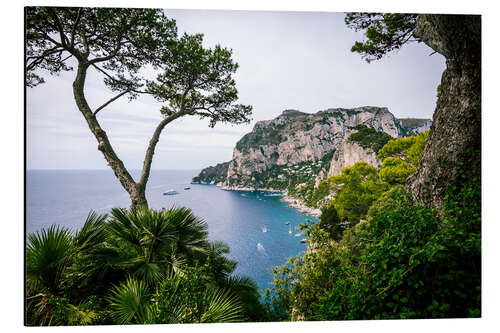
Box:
217;184;321;218
280;192;321;218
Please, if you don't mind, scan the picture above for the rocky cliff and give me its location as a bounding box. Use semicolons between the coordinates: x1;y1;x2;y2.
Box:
191;161;229;185
327;139;381;178
192;106;431;213
222;106;403;189
398;118;433;136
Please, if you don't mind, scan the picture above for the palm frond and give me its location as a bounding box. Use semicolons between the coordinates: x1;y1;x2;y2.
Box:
107;276;150;324
200;288;245;323
26;225;74;294
165;206;209;257
134;262;164;286
224;275;260;292
74;211;108;252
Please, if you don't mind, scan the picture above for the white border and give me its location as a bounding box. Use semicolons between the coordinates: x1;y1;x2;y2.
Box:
3;1;498;332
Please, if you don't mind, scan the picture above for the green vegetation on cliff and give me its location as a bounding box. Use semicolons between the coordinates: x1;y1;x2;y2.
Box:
378;131;428;185
265;155;481;320
236;125;285;153
192;162;229;184
347;125;393;153
328;161;389;223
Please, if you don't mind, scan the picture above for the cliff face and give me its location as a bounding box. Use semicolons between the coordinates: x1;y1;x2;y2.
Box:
327;139;381;178
191;161;229;185
398;118;433;136
192;106;431;212
222;106;403;189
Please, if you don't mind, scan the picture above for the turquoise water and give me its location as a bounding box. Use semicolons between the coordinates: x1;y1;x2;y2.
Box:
26;169;315;291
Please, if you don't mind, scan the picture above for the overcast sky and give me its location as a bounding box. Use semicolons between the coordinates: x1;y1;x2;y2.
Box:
26;9;446;171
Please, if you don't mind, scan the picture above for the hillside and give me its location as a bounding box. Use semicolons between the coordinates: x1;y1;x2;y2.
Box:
192;106;431;213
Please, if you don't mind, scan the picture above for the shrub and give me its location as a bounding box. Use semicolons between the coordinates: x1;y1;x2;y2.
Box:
348;125;393;153
267;179;481;320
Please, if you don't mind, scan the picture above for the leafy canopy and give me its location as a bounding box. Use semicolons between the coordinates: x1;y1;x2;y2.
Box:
147;33;252;127
26;7;177;90
329;161;389;224
345;13;419;62
26;7;252;127
378;131;428;184
267;178;481;320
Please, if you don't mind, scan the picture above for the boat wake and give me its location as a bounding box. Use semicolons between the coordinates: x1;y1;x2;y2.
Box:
257;242;267;256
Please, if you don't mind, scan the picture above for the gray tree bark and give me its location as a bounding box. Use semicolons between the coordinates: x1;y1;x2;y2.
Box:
406;14;481;207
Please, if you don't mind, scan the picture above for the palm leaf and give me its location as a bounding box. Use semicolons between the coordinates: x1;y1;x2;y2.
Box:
107;276;150;324
26;225;73;294
200;288;244;323
73;211;108;252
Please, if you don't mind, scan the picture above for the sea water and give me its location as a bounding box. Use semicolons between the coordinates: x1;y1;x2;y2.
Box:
26;169;315;291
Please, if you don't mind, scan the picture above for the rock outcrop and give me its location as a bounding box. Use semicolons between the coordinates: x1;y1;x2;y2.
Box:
222;106;403;189
192;106;431;213
191;161;229;185
327;138;381;178
398;118;433;136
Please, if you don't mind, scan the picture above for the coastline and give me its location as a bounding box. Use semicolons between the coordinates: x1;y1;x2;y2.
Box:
220;184;321;218
280;192;321;218
192;181;321;218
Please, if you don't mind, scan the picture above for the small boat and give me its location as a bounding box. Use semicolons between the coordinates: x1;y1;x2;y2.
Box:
184;187;191;190
294;233;302;237
285;221;291;225
163;189;178;195
300;239;308;243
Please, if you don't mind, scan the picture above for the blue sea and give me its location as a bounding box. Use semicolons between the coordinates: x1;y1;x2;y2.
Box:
26;169;316;291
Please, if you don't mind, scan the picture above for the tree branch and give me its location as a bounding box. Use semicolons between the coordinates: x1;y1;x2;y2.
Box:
26;47;65;71
138;110;190;188
70;8;82;48
88;30;126;64
46;7;70;48
93;90;130;116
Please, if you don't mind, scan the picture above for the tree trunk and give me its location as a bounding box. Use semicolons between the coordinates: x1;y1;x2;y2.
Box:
138;110;187;189
72;61;148;208
406;15;481;207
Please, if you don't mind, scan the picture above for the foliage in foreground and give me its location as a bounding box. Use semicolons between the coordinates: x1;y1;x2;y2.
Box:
26;207;265;326
265;176;481;320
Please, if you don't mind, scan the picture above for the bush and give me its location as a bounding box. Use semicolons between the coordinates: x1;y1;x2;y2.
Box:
348;125;393;153
318;203;344;240
329;161;389;223
377;131;428;185
26;207;262;326
267;179;481;320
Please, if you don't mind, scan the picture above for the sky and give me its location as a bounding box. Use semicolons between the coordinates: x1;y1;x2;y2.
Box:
26;9;446;171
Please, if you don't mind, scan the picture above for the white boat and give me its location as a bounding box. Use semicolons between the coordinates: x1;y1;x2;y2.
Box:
294;233;302;237
184;187;191;190
163;189;178;195
300;239;308;243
